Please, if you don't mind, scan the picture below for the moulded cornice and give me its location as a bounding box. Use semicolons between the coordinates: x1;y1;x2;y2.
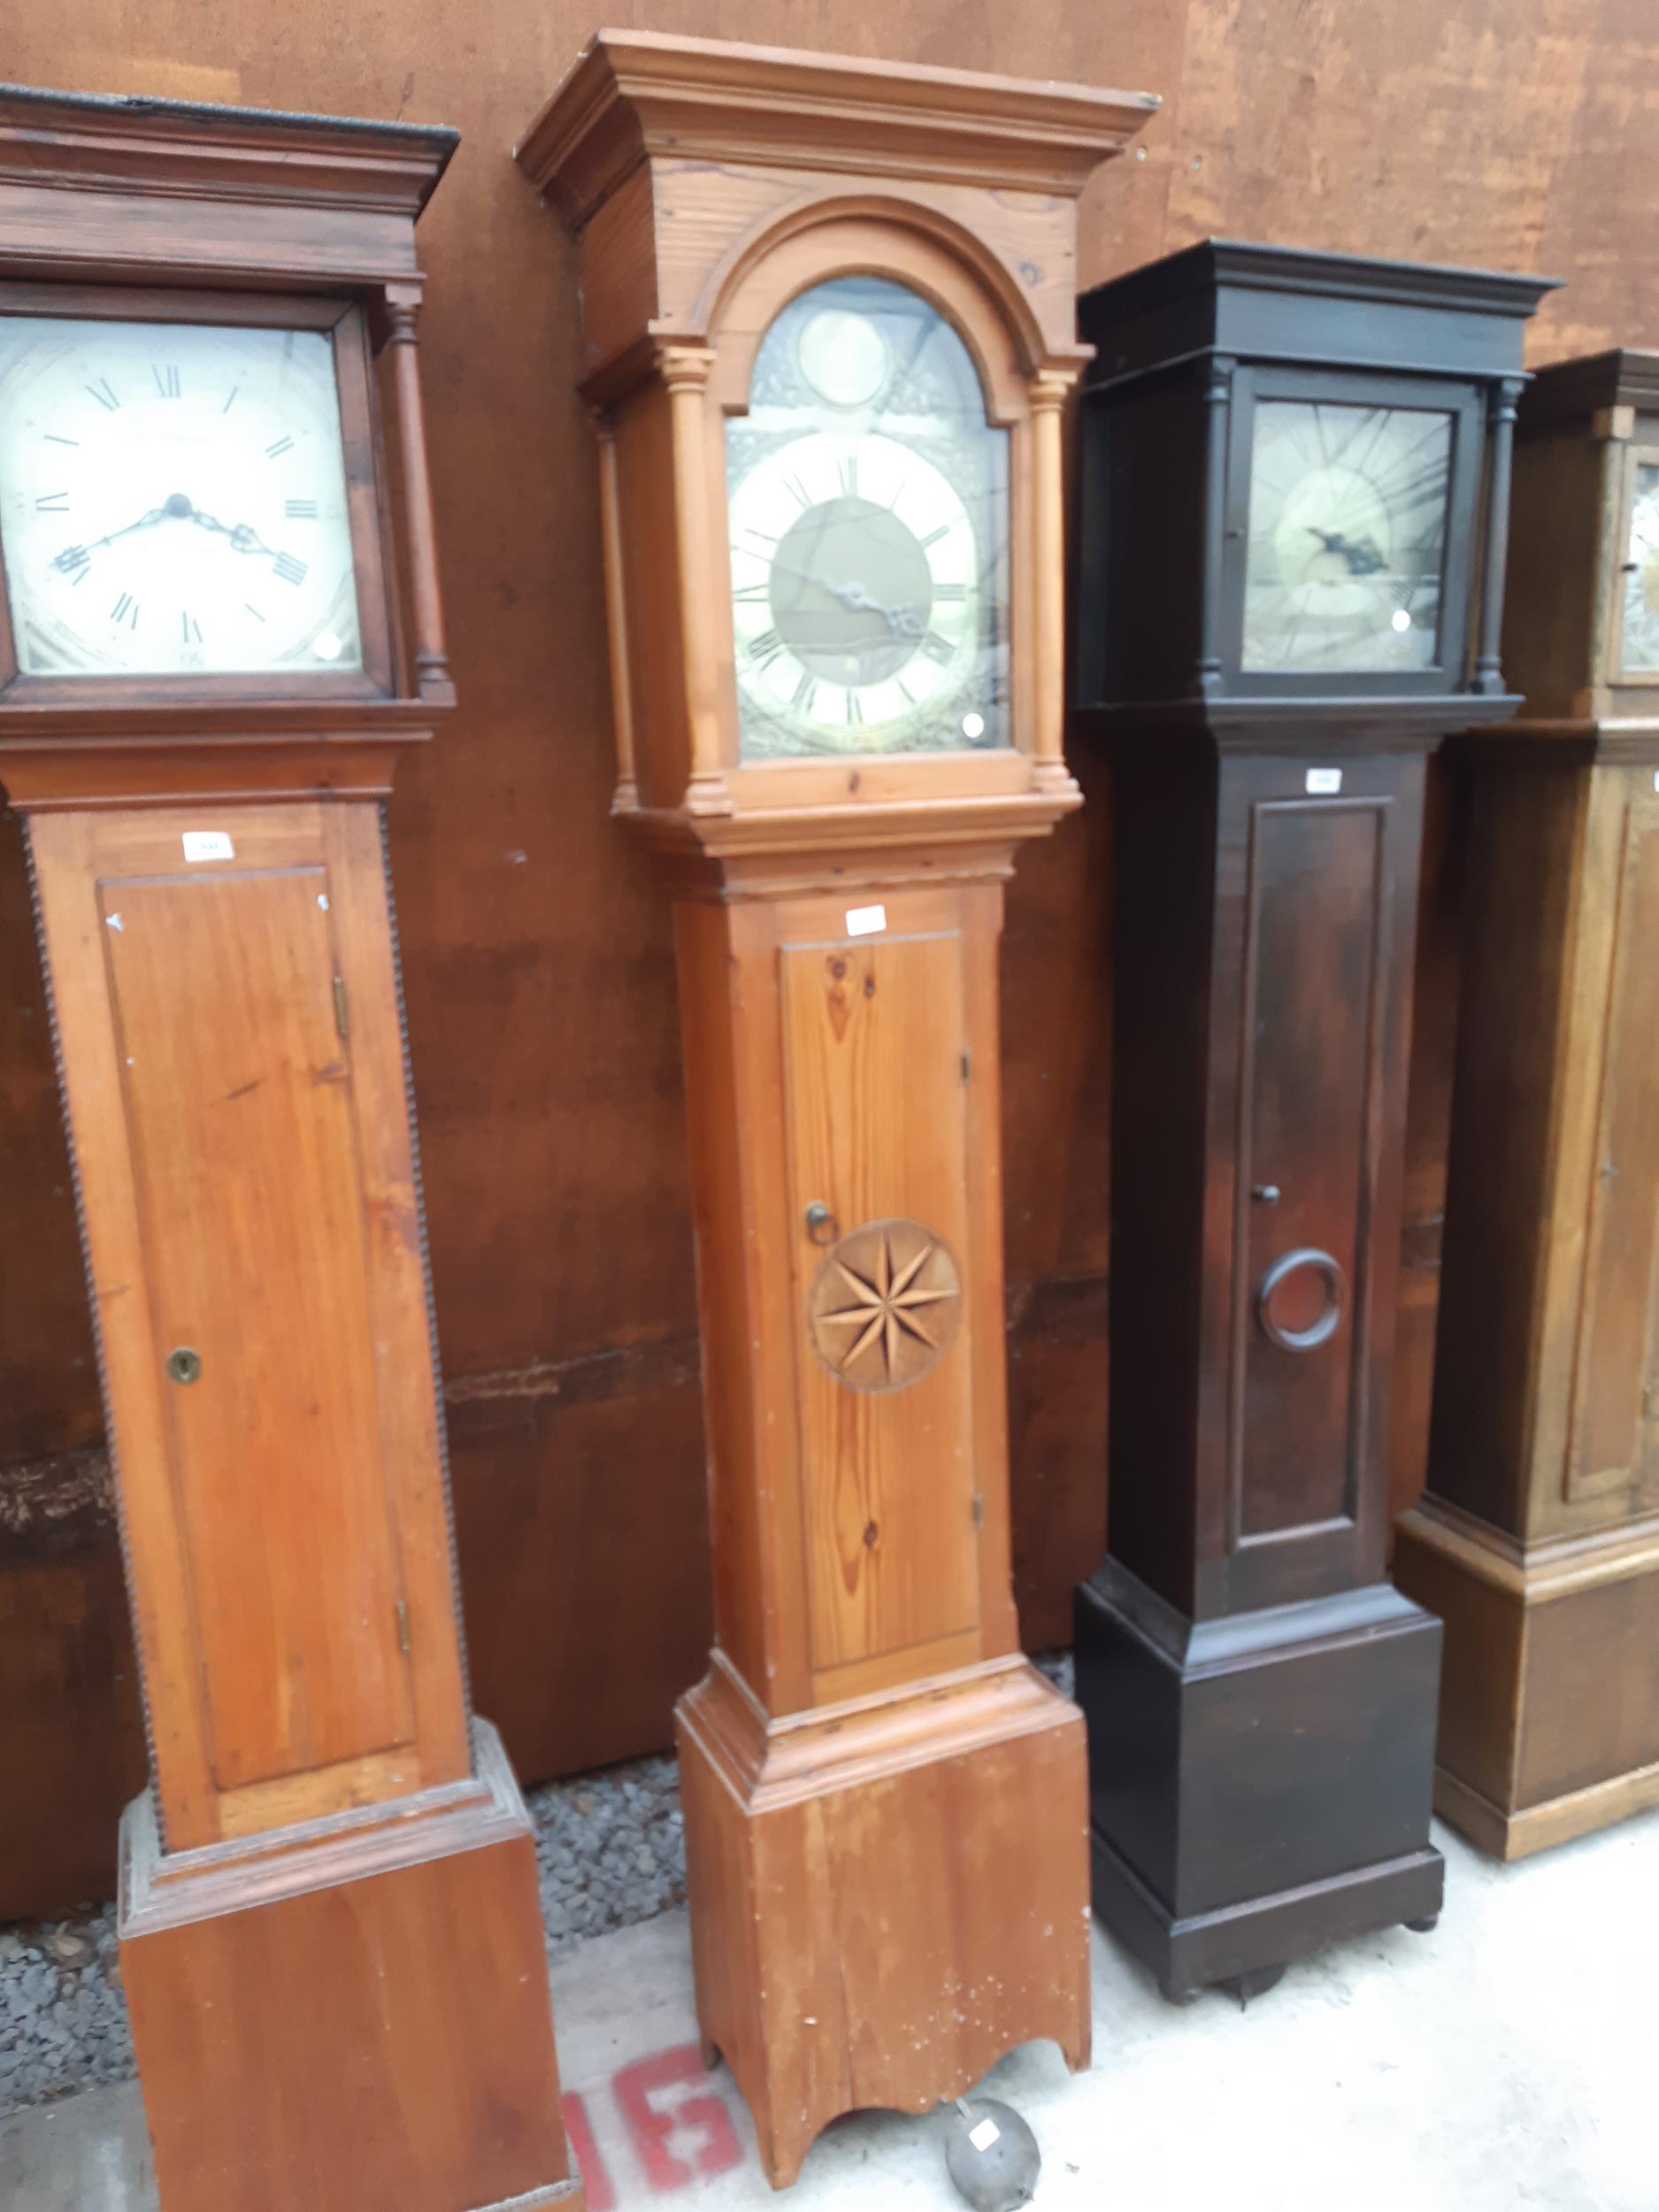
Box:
0;82;455;215
515;27;1158;227
0;81;457;286
1083;237;1560;331
1520;348;1659;432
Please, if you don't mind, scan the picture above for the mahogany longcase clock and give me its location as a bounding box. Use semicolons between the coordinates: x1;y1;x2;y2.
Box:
0;88;583;2212
518;32;1156;2187
1071;242;1555;2001
1395;350;1659;1858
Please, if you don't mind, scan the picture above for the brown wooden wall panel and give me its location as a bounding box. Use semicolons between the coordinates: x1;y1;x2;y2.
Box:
4;0;1659;1918
0;1460;147;1920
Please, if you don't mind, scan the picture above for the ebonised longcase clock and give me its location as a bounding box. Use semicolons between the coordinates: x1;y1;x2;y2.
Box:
1396;349;1659;1860
0;86;584;2212
518;30;1156;2188
1071;241;1555;2002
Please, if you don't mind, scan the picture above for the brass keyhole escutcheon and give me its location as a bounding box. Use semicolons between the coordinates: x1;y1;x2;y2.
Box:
165;1346;203;1386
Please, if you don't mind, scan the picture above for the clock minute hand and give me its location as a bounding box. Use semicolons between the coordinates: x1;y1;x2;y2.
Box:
50;503;170;571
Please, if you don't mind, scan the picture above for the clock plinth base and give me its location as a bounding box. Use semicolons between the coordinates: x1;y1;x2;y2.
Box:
1395;1500;1659;1862
1074;1562;1443;2001
119;1720;585;2212
676;1654;1091;2191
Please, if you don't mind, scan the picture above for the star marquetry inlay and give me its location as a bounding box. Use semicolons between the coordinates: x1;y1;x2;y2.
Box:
806;1217;962;1394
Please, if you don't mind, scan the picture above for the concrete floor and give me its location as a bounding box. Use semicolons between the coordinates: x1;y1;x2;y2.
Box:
4;1809;1656;2211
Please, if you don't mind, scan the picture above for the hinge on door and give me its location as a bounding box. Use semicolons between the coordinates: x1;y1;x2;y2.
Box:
961;1050;972;1083
396;1599;411;1655
333;975;349;1040
972;1493;984;1530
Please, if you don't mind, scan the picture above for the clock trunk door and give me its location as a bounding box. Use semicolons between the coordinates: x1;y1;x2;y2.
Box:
97;846;419;1824
1563;770;1659;1512
1219;758;1417;1611
780;893;980;1697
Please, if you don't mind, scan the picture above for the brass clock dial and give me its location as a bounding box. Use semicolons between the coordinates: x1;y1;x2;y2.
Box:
1241;398;1454;672
1618;459;1659;674
0;316;362;679
726;277;1009;758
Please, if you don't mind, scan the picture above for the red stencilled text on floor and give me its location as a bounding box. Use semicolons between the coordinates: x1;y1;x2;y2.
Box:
565;2042;747;2204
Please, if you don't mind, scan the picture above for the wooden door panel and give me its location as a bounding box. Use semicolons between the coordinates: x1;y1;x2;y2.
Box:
1231;797;1388;1567
780;918;979;1682
1567;788;1659;1502
102;864;414;1791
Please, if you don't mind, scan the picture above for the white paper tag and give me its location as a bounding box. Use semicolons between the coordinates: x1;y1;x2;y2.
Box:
845;903;886;937
181;831;234;864
1305;767;1342;795
969;2118;1002;2153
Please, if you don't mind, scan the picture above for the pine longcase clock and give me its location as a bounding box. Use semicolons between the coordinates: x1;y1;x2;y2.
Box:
518;32;1156;2187
0;87;582;2212
1071;242;1555;2002
1396;350;1659;1859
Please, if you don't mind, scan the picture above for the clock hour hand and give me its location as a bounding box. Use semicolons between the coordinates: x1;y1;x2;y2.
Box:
1305;525;1387;577
817;576;924;637
762;555;928;638
187;507;277;558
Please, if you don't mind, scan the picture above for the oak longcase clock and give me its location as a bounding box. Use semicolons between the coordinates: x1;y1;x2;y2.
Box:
1071;242;1555;2001
518;30;1156;2187
0;86;583;2212
1396;349;1659;1860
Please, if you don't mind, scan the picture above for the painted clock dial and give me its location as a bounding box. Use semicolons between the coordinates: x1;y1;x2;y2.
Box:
0;316;362;679
1618;458;1659;674
1241;398;1455;672
726;277;1009;758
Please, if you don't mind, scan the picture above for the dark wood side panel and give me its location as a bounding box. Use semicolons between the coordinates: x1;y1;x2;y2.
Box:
1389;756;1466;1538
1104;741;1217;1618
1498;422;1604;722
1516;1572;1659;1809
1426;762;1583;1533
1566;789;1659;1501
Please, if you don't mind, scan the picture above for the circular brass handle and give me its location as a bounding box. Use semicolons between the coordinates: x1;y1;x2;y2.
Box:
804;1202;839;1247
165;1346;203;1386
1255;1248;1345;1353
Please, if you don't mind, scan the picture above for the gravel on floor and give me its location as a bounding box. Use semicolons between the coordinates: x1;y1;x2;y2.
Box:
0;1747;687;2116
0;1652;1073;2117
